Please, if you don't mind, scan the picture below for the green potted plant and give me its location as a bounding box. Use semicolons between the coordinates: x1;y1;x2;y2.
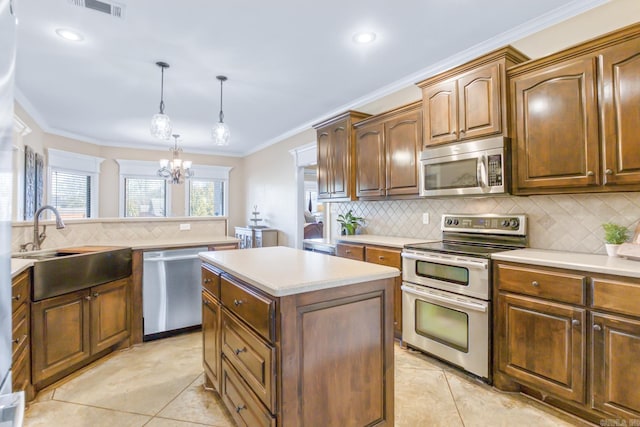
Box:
337;210;364;235
602;222;630;256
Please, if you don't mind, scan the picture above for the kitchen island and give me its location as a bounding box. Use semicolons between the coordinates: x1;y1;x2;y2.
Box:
199;246;398;427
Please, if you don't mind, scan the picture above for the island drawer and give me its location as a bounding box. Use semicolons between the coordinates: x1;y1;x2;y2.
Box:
495;263;586;305
221;309;275;412
366;246;401;268
592;276;640;317
12;270;29;312
221;357;276;427
12;302;29;358
202;264;221;299
221;276;274;342
336;243;365;261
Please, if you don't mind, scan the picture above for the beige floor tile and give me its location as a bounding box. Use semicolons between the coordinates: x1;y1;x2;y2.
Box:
23;400;150;427
145;418;214;427
394;343;454;371
444;371;587;427
157;374;233;427
53;333;203;415
395;365;463;427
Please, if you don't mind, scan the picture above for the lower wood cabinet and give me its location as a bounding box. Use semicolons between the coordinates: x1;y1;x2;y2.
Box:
494;261;640;424
32;277;131;389
11;270;33;400
202;288;221;391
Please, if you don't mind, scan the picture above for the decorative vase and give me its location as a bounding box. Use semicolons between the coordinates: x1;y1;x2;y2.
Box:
605;243;621;257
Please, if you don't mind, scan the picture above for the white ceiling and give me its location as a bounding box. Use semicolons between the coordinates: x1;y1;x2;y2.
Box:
15;0;607;156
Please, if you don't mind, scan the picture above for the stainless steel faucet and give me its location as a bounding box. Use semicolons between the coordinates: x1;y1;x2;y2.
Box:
30;205;66;251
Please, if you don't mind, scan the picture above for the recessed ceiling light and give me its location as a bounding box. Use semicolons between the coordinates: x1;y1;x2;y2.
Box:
55;28;84;42
353;32;376;44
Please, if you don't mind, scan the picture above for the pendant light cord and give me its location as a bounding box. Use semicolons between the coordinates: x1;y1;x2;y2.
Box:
218;78;224;123
159;66;166;114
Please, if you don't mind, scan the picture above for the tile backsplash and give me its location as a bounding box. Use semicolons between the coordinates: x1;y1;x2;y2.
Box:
332;192;640;254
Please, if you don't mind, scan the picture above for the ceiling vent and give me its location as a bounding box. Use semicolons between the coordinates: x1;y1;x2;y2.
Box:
68;0;125;19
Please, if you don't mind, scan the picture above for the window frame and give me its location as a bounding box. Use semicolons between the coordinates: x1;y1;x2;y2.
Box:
184;165;232;218
117;159;172;218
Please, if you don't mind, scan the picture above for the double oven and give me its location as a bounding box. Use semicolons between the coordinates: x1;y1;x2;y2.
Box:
402;214;527;381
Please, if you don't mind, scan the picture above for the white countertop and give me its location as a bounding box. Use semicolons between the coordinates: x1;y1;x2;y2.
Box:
492;248;640;278
335;235;438;249
200;246;400;297
11;259;34;279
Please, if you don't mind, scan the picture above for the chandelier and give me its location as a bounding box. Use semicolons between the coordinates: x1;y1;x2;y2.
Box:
150;61;172;140
212;75;230;146
158;134;193;184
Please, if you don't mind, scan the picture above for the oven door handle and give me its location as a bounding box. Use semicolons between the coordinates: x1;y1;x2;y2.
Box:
402;285;488;312
401;252;488;270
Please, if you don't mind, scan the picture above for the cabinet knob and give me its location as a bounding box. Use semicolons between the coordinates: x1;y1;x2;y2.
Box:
571;319;580;326
13;338;19;344
459;129;465;134
233;299;244;307
203;278;211;284
531;281;539;287
234;347;247;356
93;292;100;298
85;295;92;301
345;249;351;254
12;294;20;301
605;169;613;175
235;405;246;413
378;256;385;260
587;170;594;176
593;324;602;331
203;299;209;305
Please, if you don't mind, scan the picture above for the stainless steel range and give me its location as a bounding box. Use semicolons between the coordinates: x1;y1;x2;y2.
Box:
401;213;527;381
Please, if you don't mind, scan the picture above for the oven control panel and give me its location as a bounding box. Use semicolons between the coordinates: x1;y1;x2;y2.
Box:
441;214;527;235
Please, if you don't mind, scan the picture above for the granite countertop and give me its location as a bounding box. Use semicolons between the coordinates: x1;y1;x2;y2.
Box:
200;246;399;297
492;248;640;278
335;234;438;249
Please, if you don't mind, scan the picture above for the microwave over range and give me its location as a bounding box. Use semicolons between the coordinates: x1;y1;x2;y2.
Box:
419;136;511;197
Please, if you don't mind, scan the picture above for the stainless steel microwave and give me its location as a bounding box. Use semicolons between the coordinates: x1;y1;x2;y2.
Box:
419;136;510;197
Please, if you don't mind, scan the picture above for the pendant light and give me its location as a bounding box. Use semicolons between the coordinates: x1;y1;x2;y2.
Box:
150;61;172;140
158;134;193;184
212;75;230;146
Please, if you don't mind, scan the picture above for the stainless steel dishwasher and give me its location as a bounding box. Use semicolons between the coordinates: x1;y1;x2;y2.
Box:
143;246;208;340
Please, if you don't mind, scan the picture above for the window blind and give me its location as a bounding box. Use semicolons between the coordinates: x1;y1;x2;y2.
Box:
51;170;91;219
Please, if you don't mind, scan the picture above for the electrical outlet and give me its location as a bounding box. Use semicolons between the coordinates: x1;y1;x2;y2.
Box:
422;213;430;225
179;223;191;231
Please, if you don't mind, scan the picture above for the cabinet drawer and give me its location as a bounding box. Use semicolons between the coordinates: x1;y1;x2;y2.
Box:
336;243;365;261
365;246;401;268
11;302;29;359
12;270;29;313
12;344;30;394
592;276;640;317
495;263;585;305
221;358;276;427
202;265;221;299
221;276;274;342
222;310;275;412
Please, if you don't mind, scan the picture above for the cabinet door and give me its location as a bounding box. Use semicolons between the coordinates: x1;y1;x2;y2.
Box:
331;122;351;198
90;278;131;354
592;312;640;420
317;128;332;199
202;290;221;392
355;122;385;198
497;293;586;403
32;290;91;385
365;246;402;339
385;108;422;196
422;79;458;146
512;57;599;192
458;63;501;140
600;38;640;186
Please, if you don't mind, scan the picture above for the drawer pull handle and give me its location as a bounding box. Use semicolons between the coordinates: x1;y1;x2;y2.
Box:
12;294;20;301
531;281;539;287
378;256;385;260
593;324;602;331
345;250;351;254
571;319;580;326
203;299;209;305
235;405;246;413
85;295;92;301
13;338;19;345
204;278;212;284
233;299;244;307
234;347;247;355
587;170;595;176
93;292;100;298
605;169;613;175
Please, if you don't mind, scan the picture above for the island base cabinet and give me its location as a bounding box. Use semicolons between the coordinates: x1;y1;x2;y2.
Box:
202;289;221;392
221;358;275;427
592;313;640;420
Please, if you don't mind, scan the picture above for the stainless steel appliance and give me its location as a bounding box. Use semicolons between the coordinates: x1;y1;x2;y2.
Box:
419;136;510;197
402;213;527;381
143;246;208;340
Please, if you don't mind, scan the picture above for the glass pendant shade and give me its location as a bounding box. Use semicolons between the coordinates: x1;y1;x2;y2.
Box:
212;121;230;146
151;113;172;140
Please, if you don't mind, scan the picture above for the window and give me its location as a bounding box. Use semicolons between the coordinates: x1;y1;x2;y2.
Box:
189;179;225;216
47;149;102;219
124;178;167;217
50;170;91;219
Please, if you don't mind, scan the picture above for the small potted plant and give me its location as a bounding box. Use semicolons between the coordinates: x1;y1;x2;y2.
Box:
602;222;630;256
337;210;364;235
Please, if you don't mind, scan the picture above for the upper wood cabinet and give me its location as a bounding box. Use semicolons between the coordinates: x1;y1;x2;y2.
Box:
314;111;370;201
417;46;528;148
509;23;640;195
354;102;422;199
